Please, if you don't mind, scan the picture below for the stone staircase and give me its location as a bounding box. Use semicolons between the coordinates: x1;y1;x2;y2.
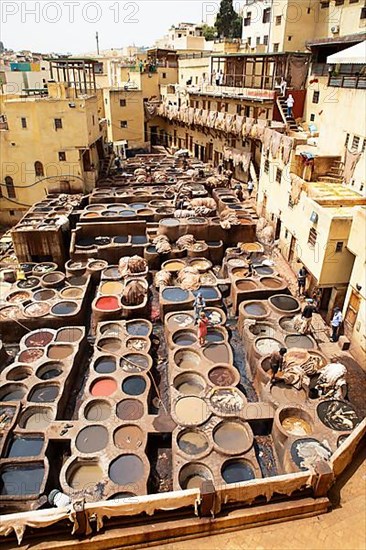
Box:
276;95;298;131
318;160;344;184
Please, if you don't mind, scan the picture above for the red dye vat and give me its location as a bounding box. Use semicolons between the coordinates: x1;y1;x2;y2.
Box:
96;296;119;311
25;331;53;348
90;378;117;397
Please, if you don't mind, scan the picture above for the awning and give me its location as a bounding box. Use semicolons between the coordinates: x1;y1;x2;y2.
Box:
327;41;366;64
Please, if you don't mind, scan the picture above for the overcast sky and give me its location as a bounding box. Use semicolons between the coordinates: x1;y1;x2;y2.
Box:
1;0;244;54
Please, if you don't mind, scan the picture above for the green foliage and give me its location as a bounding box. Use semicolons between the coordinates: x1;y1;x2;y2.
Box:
202;24;216;41
215;0;243;39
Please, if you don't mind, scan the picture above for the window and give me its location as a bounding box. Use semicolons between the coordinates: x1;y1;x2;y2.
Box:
320;1;329;8
207;100;211;110
54;118;62;130
288;195;294;209
308;228;317;247
236;104;242;115
352;135;360;150
256;36;261;46
288;36;292;42
273;43;279;52
310;114;316;122
248;37;252;47
120;99;126;107
21;117;27;129
5;176;16;199
361;139;366;153
202;100;206;109
312;91;320;103
335;242;344;253
58;152;66;161
92;115;95;125
361;6;366;19
349;0;359;3
244;12;251;26
275;168;282;183
162;72;167;79
34;161;44;177
335;0;344;5
9;210;15;216
105;98;108;104
120;121;128;128
275;15;282;25
245;105;251;117
345;133;350;147
263;7;271;23
264;159;270;174
263;35;269;45
285;229;289;238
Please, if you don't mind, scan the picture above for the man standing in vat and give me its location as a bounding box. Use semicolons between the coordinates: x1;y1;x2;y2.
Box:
269;347;287;385
194;292;206;324
198;311;209;347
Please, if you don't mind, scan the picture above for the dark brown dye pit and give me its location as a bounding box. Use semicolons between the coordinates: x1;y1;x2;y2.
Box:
178;431;209;455
0;465;44;495
117;399;144;420
173;332;197;346
28;385;59;402
85;400;112;421
203;344;230;363
236;280;257;291
206;330;225;343
47;345;73;359
261;277;282;288
67;276;87;286
209;367;236;386
109;454;144;485
270;295;299;311
36;363;63;380
122;376;146;396
25;331;53;348
221;460;255;484
76;425;109;453
19;349;44;363
5;436;44;458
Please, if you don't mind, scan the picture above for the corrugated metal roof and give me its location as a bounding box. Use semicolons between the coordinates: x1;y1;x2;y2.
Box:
327;41;366;64
306;32;366;48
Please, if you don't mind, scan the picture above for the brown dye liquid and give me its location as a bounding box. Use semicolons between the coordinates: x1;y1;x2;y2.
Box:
176;380;204;396
203;344;230;364
178;431;209;455
109;455;144;485
190;260;211;271
175;396;208;425
76;425;109;453
60;287;83;299
19;349;44;363
261;277;282;288
24;302;50;317
163;261;185;272
185;474;207;489
85;401;112;421
114;425;144;449
56;328;83;343
99;338;123;353
47;345;73;359
23;411;53;430
237;281;257;291
209;367;236;386
68;463;103;490
25;331;53;347
175;351;200;369
116;399;144;420
214;422;250;452
282;417;312;436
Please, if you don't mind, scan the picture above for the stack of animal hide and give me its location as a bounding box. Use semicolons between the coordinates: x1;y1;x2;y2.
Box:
190;197;216;211
176;234;196;250
154;270;172;288
206;176;226;189
153;235;172;254
122;280;146;305
315;362;347;400
281;349;324;391
177;266;201;291
153;171;167;183
136;175;146;183
134;168;146;177
118;255;147;277
220;209;240;229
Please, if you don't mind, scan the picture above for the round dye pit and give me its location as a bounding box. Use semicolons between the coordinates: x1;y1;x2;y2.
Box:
114;425;144;450
0;384;27;402
221;460;255;484
25;330;54;348
281;416;312;436
285;334;314;350
100;323;122;337
20;408;54;430
243;302;267;317
254;265;274;276
17;277;40;289
76;425;109;453
0;305;20;320
231;268;249;278
172;330;197;346
94;357;116;374
203;344;230;364
33;289;56;302
227;258;246;269
5;435;44;458
208;366;238;387
59;287;84;300
41;272;65;286
122;376;147;396
173;373;206;396
120;354;149;373
28;384;59;403
47;345;74;360
55;327;83;343
236;280;258;291
206;329;225;344
6;291;31;304
249;323;275;338
90;378;117;397
109;455;144;485
131;235;148;245
95;296;120;311
51;301;78;316
126;321;150;337
291;438;332;471
19;348;44;363
0;465;45;496
255;338;282;355
162;288;189;302
167;313;194;332
174;396;209;425
23;302;50;318
160;218;180;227
190;259;212;273
117;399;144;420
317;400;359;431
126;337;149;352
36;363;63;380
67;276;87;286
279;316;297;332
98;337;123;354
88;260;108;271
100;281;124;295
260;277;283;289
210;388;245;415
67;462;104;490
269;295;299;312
103;267;120;279
179;463;213;490
177;430;209;456
6;366;33;381
174;349;201;369
85;400;112;421
193;287;219;301
214;421;252;454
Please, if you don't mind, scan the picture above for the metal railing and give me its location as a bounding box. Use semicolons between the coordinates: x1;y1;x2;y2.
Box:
328;75;366;89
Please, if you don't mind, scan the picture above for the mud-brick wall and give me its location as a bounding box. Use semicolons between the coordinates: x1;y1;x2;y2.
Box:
11;229;66;267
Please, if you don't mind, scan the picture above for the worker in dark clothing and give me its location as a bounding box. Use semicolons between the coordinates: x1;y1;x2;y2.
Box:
269;347;287;385
297;266;308;296
301;299;316;334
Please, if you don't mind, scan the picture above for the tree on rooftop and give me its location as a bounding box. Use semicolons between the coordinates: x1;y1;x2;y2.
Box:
202;24;216;41
215;0;243;39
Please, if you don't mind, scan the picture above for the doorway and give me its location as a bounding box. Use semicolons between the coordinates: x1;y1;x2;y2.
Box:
288;235;297;263
345;290;361;333
275;218;282;240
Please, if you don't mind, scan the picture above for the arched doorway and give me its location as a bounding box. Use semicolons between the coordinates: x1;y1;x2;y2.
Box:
34;161;44;177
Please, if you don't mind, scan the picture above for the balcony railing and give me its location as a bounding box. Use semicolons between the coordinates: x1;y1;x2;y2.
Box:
328;75;366;89
311;63;331;77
